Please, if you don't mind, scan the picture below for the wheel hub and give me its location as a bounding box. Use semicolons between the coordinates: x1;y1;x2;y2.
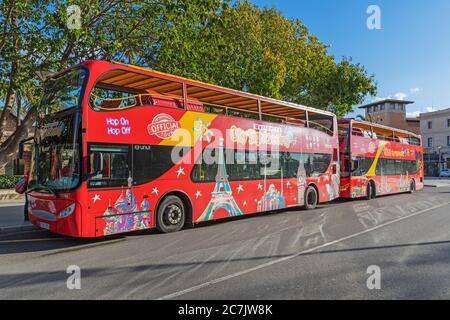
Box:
167;204;182;225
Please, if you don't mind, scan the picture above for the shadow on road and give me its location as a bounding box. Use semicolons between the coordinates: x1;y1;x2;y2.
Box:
1;237;450;292
0;229;137;255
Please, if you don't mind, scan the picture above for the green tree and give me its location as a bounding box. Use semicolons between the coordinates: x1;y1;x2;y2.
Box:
0;0;376;169
151;1;376;116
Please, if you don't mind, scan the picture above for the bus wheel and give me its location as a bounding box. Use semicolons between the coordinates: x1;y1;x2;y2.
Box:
303;186;318;210
156;196;185;233
366;182;375;200
409;180;416;193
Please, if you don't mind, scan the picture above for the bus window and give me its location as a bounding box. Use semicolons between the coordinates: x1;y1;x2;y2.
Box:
88;144;131;188
351;157;374;177
308;113;334;136
89;87;137;111
132;145;189;185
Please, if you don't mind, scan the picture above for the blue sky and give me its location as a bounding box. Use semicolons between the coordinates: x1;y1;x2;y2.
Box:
252;0;450;118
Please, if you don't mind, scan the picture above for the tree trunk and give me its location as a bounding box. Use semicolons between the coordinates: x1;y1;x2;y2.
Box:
0;109;36;169
16;94;21;129
0;61;18;142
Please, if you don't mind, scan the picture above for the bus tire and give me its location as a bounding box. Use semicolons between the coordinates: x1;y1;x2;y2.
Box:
303;186;318;210
409;180;416;193
156;195;186;233
366;181;376;200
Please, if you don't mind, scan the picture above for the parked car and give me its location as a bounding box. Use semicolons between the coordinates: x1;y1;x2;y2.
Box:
439;169;450;177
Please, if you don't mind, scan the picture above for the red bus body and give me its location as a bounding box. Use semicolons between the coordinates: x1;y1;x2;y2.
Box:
27;60;340;237
338;119;424;199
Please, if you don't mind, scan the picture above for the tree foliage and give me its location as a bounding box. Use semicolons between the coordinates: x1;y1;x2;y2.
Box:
0;0;377;168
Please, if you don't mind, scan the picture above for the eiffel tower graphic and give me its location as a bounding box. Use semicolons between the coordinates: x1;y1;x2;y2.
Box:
196;138;244;222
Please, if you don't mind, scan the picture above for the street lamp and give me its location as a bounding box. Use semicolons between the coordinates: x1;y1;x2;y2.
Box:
438;145;443;175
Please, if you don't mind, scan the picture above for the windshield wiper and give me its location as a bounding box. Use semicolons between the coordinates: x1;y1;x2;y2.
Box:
28;185;58;197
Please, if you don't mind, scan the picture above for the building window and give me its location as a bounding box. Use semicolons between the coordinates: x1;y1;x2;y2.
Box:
448;136;450;147
380;104;385;111
428;121;433;129
367;107;373;113
428;137;433;148
447;119;450;127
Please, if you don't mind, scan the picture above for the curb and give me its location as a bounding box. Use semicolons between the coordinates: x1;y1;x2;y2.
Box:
0;202;25;208
0;224;37;234
425;184;450;188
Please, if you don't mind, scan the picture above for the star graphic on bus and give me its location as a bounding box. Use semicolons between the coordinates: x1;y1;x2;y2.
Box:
176;167;185;177
243;201;247;206
92;194;101;203
195;190;202;199
286;181;291;187
257;183;263;190
152;187;159;195
237;185;244;193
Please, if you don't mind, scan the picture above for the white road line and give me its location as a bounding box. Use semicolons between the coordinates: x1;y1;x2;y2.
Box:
157;200;450;300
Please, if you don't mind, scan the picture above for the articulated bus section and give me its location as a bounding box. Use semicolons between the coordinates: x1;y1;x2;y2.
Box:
338;119;424;199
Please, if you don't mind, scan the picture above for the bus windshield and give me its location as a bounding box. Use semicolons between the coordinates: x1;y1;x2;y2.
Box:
29;109;82;193
28;68;86;193
41;68;86;114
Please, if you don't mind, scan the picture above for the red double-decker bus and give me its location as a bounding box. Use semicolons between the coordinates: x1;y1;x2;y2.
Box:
338;119;424;199
24;60;339;237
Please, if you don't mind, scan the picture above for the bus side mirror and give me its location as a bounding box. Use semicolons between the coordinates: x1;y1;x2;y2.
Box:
351;160;359;171
332;164;338;175
17;142;24;159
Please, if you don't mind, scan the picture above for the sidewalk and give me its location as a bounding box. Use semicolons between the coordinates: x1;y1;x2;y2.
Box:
0;200;34;233
424;177;450;188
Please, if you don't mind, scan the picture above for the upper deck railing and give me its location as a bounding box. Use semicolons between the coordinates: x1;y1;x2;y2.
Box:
85;61;336;136
344;119;422;147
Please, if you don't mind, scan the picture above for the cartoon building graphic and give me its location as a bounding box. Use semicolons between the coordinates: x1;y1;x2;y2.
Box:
102;178;152;235
196;139;244;222
258;184;285;212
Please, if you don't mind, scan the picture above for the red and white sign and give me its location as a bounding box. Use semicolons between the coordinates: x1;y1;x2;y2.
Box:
147;113;180;139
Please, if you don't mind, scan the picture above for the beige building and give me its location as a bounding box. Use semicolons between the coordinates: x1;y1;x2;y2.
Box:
358;99;420;134
420;108;450;175
0;112;27;176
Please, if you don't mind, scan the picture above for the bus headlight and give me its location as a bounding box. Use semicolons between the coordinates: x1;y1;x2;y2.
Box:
59;203;76;218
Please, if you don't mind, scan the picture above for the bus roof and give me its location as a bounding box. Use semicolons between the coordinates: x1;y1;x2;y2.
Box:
339;118;421;139
75;60;336;121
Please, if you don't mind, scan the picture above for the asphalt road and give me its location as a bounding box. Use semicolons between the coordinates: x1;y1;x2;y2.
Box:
1;187;450;299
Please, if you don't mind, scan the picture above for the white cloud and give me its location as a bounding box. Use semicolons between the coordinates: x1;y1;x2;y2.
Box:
393;92;408;100
373;88;420;103
410;87;421;94
406;106;440;118
406;111;421;118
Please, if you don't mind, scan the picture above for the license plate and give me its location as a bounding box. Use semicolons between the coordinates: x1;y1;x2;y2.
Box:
39;222;50;230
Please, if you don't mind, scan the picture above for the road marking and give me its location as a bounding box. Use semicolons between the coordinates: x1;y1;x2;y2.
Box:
42;237;126;256
157;200;450;300
0;237;66;244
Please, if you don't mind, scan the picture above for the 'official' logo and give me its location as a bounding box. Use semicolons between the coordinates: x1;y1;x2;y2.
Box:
147;114;180;139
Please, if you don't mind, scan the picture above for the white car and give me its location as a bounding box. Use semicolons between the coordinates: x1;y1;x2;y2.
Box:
439;169;450;177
